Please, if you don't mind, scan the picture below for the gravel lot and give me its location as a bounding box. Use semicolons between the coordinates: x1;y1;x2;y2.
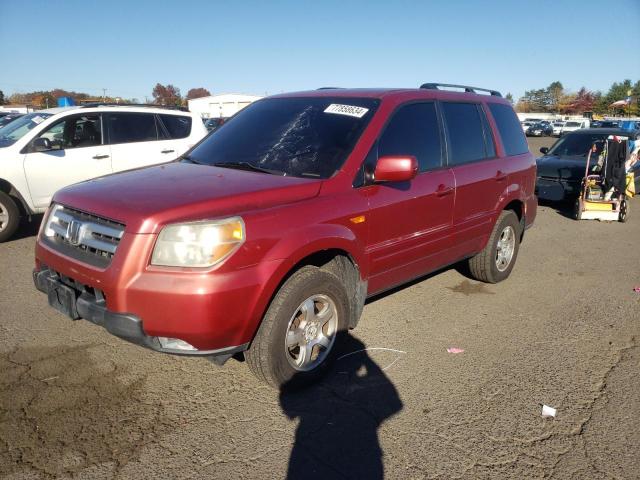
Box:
1;135;639;479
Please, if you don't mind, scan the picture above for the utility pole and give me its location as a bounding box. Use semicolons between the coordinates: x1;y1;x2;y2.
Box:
102;88;106;101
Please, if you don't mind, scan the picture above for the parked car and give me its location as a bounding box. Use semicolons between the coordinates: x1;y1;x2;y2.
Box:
0;113;24;128
552;121;565;136
33;84;537;387
521;120;536;132
560;120;589;135
526;122;553;137
535;128;640;201
598;120;619;128
0;105;207;241
204;117;227;132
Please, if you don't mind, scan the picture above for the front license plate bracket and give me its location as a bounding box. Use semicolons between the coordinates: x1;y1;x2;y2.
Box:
46;276;80;319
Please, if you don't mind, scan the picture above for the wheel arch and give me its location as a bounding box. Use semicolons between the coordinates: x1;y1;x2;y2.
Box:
242;238;367;351
0;178;33;218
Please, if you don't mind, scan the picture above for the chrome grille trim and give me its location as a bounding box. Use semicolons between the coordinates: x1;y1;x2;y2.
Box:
43;204;125;266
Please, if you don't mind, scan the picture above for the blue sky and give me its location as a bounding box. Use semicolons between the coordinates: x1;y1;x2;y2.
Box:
1;0;639;102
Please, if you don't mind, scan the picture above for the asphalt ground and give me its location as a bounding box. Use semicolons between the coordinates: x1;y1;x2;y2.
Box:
1;135;639;479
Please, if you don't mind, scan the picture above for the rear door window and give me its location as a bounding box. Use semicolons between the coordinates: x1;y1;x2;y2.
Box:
106;112;162;144
487;103;529;156
159;114;192;139
441;102;487;165
378;102;443;172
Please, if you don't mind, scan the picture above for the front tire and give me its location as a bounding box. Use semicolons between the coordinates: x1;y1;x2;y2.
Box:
0;191;20;243
245;266;349;388
468;210;521;284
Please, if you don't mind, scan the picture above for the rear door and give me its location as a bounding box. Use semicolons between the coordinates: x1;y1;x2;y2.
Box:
105;112;177;172
364;102;456;294
157;113;195;157
23;113;112;208
441;101;506;255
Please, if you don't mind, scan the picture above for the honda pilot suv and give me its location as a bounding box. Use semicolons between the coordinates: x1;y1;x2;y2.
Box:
34;84;537;387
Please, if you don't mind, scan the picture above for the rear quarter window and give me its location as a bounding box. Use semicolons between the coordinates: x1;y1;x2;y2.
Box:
160;114;192;139
487;103;529;156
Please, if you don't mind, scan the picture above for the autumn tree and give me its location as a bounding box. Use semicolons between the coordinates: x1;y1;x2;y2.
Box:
546;81;564;112
152;83;182;106
186;88;211;100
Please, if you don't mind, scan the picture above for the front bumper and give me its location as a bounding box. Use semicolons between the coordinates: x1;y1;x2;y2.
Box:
33;266;249;359
535;178;579;201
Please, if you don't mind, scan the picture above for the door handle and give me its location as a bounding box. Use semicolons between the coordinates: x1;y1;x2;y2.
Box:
92;154;110;159
161;149;175;154
436;185;454;197
495;171;507;181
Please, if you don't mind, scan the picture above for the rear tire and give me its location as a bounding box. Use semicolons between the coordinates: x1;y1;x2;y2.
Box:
574;198;583;221
245;266;349;388
0;191;20;243
468;210;521;284
619;199;628;223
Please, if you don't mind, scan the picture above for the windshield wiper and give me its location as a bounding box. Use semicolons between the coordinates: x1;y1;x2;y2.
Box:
213;161;285;175
180;154;204;165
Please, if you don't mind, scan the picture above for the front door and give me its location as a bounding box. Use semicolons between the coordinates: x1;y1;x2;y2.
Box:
363;102;456;294
24;113;112;208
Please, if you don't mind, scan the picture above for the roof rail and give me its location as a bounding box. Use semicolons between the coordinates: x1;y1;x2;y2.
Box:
80;102;189;112
316;87;344;90
420;83;502;97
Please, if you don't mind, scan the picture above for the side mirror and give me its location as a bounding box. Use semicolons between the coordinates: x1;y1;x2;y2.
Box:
539;147;549;155
374;155;418;183
33;137;52;152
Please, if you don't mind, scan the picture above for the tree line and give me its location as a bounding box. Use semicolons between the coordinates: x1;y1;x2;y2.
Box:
0;85;212;109
515;79;640;115
2;80;638;114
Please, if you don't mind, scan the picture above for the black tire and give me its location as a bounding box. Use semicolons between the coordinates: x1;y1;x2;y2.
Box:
245;266;349;388
0;191;20;243
468;210;521;284
619;199;628;223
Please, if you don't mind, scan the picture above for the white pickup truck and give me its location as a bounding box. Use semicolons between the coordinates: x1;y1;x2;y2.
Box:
560;119;590;135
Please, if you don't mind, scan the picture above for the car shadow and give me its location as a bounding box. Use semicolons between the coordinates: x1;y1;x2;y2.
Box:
280;333;403;480
10;214;43;241
537;198;576;220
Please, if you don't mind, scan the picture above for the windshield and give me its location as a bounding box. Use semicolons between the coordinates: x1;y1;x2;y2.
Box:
187;97;379;178
564;122;580;127
0;113;52;147
547;133;608;157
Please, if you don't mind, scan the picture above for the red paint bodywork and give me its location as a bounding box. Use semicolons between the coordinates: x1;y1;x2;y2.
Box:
35;88;537;352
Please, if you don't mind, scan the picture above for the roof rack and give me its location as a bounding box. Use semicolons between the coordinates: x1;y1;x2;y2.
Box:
316;87;344;90
420;83;502;97
80;102;189;111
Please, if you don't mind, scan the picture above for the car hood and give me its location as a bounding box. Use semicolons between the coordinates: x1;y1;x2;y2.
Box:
53;162;323;234
536;155;595;181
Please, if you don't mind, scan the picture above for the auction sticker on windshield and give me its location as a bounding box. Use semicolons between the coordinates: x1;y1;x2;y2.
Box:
324;104;369;118
31;116;45;124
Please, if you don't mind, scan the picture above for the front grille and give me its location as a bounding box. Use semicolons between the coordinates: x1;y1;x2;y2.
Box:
43;205;125;267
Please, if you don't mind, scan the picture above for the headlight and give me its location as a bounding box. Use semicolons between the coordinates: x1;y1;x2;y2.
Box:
151;217;245;268
43;203;64;237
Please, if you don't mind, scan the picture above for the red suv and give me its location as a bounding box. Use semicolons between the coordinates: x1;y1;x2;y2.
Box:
34;84;537;387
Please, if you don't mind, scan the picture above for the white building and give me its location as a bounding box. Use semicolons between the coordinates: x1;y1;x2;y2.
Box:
188;93;263;119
